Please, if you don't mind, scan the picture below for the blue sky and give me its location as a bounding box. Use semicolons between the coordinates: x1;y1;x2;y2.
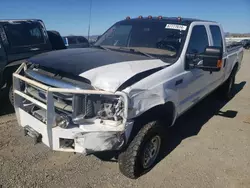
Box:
0;0;249;36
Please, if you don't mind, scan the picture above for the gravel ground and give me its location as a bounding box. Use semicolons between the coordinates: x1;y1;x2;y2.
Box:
0;50;250;188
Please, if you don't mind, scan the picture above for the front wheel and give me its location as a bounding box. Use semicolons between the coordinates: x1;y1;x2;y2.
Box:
8;84;14;106
118;121;164;179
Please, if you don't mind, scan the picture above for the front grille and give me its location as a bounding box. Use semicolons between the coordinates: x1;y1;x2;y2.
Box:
26;85;73;112
23;67;94;113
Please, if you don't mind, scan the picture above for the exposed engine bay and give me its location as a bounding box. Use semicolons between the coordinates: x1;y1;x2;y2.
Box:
72;95;124;124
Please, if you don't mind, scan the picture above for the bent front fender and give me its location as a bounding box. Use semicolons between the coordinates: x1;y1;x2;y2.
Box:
127;86;178;123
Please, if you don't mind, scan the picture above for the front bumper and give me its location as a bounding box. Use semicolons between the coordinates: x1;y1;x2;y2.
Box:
13;63;130;154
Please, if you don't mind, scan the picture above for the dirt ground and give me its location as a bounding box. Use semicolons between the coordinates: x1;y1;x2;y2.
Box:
0;51;250;188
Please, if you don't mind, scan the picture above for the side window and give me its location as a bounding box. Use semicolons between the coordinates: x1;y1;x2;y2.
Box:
210;25;223;48
68;37;77;44
4;22;45;47
30;28;42;38
187;25;209;54
77;37;88;43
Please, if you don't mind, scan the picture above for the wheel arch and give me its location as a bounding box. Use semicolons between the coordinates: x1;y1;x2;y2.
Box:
134;101;176;126
233;61;239;74
2;62;22;86
126;101;176;144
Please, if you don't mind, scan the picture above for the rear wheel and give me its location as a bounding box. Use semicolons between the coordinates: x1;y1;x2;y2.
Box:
218;70;236;100
118;121;164;179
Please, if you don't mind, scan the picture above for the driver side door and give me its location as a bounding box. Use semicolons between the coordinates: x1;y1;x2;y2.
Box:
179;25;211;114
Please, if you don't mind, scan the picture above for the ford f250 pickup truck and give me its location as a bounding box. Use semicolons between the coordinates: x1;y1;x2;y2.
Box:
13;16;243;179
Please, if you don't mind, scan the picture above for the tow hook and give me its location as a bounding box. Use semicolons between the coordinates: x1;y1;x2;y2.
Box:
24;125;42;144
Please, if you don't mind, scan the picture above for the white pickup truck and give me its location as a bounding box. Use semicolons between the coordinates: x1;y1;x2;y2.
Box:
13;16;243;179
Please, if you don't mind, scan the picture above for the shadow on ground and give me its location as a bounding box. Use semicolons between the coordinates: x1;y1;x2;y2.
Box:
95;81;246;174
157;81;246;166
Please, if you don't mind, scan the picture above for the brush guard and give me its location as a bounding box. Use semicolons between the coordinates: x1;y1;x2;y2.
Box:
13;63;130;154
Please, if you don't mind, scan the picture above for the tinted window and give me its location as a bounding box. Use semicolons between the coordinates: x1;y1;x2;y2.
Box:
77;37;88;43
4;22;45;47
210;25;222;47
187;25;208;54
96;21;188;58
67;37;77;44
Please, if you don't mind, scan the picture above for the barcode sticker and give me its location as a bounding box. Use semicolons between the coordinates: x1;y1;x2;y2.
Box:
165;24;187;31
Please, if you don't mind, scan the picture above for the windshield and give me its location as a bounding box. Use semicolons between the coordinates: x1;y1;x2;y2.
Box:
4;22;45;47
95;20;188;58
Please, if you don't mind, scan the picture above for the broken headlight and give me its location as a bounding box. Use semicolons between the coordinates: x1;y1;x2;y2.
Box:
72;94;124;125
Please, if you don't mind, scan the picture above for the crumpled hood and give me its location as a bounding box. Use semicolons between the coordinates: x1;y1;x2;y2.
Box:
28;48;169;92
79;59;169;91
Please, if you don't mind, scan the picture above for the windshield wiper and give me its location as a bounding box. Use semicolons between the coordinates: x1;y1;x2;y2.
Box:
93;46;155;58
118;47;154;58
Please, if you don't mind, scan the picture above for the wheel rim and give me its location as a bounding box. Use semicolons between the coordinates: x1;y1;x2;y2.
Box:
142;135;161;169
9;86;14;105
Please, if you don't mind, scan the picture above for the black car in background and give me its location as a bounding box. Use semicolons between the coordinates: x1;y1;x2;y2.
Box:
0;19;65;104
63;36;89;48
241;39;250;49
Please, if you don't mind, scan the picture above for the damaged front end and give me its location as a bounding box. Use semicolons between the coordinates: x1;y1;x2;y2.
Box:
13;63;131;154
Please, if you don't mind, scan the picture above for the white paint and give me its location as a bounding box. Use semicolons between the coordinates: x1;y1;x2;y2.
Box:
79;59;169;92
13;21;243;154
15;108;127;154
123;21;243;120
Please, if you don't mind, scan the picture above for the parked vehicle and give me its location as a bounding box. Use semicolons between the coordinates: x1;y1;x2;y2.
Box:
47;30;66;50
13;16;243;179
241;39;250;49
63;36;89;48
0;19;64;104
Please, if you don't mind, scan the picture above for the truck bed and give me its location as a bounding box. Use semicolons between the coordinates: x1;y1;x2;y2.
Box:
226;42;243;52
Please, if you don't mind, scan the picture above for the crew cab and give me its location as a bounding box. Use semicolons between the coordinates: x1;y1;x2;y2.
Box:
13;16;243;179
0;19;65;104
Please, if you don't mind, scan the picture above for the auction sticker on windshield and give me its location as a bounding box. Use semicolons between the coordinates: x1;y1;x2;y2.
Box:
165;24;187;31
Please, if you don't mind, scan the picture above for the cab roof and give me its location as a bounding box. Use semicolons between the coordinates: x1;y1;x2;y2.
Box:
0;19;42;24
121;16;216;25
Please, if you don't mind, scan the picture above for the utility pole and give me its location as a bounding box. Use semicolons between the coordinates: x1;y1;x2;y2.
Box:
87;0;92;41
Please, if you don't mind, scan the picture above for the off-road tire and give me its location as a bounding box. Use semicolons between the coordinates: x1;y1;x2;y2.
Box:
118;121;164;179
218;69;236;100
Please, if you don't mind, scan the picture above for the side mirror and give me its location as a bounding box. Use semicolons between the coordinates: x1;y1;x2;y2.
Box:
198;46;223;72
187;46;223;72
